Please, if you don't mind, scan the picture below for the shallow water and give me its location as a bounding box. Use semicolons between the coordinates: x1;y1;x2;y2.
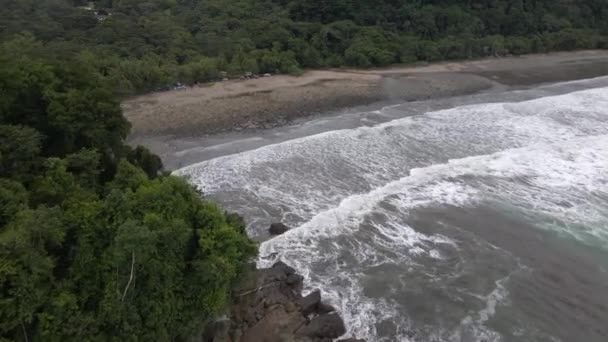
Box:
176;77;608;341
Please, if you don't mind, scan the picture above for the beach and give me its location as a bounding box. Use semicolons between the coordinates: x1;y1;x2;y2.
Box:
124;50;608;139
123;50;608;170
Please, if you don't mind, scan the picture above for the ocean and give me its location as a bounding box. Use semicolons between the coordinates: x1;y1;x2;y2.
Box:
176;77;608;341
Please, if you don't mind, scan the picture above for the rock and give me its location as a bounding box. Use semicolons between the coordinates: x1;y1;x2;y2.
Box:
267;261;296;284
241;306;306;342
259;289;290;307
285;301;297;313
232;329;242;342
223;262;364;342
337;339;366;342
286;273;304;291
296;290;321;316
201;317;232;342
295;313;346;339
316;302;336;314
269;222;289;235
285;273;301;284
254;261;292;286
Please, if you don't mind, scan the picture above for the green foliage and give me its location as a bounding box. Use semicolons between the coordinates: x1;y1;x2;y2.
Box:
0;43;256;341
345;28;395;67
1;0;606;97
127;146;163;179
0;48;130;168
0;179;27;226
0;125;42;182
0;1;606;340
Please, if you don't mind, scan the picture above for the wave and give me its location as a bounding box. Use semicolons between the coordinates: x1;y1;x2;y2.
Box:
258;133;608;265
176;83;608;341
175;87;608;237
257;134;608;340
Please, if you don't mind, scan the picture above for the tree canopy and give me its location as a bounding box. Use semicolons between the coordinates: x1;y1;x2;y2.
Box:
1;1;607;339
1;0;606;96
0;39;256;341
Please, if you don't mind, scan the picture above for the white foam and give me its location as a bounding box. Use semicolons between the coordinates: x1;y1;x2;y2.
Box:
450;272;513;342
256;134;608;246
176;85;608;341
176;87;608;236
175;87;608;181
257;134;608;341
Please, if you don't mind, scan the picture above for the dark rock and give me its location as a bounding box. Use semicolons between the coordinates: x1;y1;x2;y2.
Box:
285;273;304;285
286;273;302;284
285;301;297;313
316;302;336;314
295;313;346;339
296;289;321;316
219;262;364;342
337;339;366;342
269;222;289;235
259;289;290;307
286;273;304;292
231;329;242;342
241;305;306;342
252;261;293;287
201;317;232;342
272;261;294;273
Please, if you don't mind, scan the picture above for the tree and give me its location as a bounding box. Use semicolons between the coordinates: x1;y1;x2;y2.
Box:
127;145;163;178
344;27;396;67
0;125;42;182
1;0;606;94
0;51;130;174
0;45;256;341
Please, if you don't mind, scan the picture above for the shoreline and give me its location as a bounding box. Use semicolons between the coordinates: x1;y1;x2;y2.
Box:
123;50;608;142
130;52;608;341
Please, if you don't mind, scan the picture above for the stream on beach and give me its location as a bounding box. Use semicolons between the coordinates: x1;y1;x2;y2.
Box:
176;76;608;342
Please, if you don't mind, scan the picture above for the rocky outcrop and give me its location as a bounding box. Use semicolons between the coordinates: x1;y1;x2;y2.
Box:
200;261;364;342
269;222;290;235
296;290;321;316
294;313;346;339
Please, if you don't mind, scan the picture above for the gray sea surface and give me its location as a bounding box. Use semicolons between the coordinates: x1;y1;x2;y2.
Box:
176;77;608;341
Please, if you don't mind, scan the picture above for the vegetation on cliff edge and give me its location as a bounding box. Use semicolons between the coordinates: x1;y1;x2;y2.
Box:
0;41;256;341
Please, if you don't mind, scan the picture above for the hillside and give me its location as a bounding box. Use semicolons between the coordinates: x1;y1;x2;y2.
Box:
1;0;607;95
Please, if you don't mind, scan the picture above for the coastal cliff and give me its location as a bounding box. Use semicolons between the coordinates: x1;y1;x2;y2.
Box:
200;262;363;342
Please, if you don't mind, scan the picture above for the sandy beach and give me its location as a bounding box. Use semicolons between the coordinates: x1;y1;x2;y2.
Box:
123;50;608;140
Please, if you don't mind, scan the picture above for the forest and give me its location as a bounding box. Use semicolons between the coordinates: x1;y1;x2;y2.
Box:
0;35;255;341
1;0;608;340
1;0;607;95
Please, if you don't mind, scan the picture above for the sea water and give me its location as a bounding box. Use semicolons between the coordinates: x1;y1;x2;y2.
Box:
177;77;608;341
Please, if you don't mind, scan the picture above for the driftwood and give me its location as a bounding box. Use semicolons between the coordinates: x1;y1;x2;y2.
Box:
121;251;135;302
235;280;281;297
